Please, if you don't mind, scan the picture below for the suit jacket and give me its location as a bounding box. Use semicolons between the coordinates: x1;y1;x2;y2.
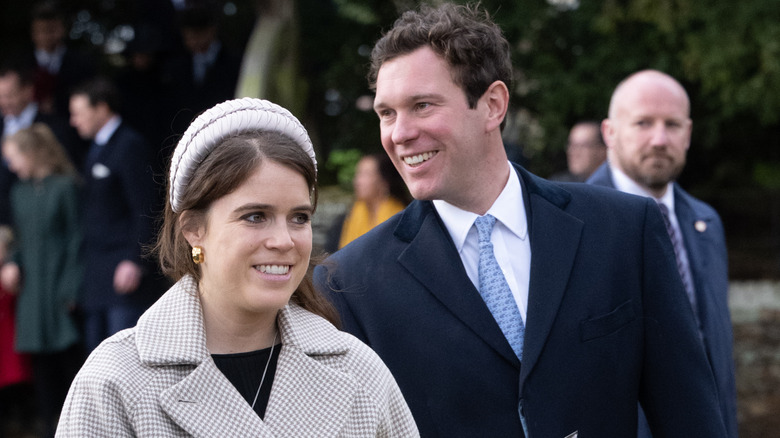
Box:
81;122;163;311
315;163;727;437
163;44;242;136
30;46;97;118
587;163;738;437
56;275;419;437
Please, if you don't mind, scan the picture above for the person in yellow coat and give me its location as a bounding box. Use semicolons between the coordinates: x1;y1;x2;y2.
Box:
337;153;411;249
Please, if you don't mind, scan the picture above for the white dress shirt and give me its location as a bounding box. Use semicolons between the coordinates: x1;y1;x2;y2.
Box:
3;103;38;138
94;116;122;146
434;162;530;322
35;46;66;74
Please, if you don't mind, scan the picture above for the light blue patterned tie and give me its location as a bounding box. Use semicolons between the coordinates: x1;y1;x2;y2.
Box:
475;214;525;361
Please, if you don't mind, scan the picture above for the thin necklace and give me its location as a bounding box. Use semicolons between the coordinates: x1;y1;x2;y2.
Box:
251;330;278;410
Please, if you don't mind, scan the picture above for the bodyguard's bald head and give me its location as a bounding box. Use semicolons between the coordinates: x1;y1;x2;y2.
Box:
608;70;690;120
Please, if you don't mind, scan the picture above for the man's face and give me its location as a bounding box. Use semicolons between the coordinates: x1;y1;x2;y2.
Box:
373;46;492;209
604;74;692;194
69;95;106;140
31;18;66;53
0;73;34;117
566;124;606;179
181;26;217;54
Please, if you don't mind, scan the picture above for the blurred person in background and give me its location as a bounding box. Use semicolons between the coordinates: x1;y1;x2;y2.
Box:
1;123;84;438
549;120;606;182
326;152;411;252
164;2;241;136
0;225;34;438
69;77;165;353
28;0;96;117
0;62;84;225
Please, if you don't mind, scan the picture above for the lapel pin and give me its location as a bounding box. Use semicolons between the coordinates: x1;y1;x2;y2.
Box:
694;220;707;232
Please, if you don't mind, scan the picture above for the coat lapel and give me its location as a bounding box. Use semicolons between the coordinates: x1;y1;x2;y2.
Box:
160;358;275;437
674;184;715;274
515;167;583;383
263;305;359;437
395;201;520;365
142;278;360;437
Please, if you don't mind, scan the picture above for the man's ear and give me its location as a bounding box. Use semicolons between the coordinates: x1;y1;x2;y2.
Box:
483;80;509;132
601;118;615;150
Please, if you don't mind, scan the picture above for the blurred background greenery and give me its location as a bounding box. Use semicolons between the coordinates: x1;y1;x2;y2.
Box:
1;0;777;279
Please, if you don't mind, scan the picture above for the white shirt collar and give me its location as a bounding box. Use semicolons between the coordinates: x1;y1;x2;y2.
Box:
610;163;676;213
94;116;122;146
35;46;66;74
433;162;528;252
3;103;38;137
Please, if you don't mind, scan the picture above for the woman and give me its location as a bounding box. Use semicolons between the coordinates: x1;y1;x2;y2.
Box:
332;153;410;251
56;98;418;437
1;124;84;438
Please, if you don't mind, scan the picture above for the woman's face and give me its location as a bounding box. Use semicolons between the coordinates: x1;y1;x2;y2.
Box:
2;140;35;180
189;160;313;320
353;156;387;202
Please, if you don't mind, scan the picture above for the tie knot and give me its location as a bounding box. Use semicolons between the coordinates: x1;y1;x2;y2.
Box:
474;214;497;244
656;202;669;216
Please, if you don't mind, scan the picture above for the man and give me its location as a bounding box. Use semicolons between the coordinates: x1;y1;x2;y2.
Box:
550;120;606;182
0;63;83;224
29;0;97;117
164;4;241;136
314;4;727;437
588;69;737;437
69;78;165;352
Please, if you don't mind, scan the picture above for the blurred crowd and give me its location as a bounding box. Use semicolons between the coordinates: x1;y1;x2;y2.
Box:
0;1;246;436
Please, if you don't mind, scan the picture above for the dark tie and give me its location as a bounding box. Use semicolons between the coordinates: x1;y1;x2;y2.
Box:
474;214;525;361
657;203;699;322
85;141;101;170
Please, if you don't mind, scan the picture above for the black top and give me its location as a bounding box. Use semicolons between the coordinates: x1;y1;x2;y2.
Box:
212;343;282;419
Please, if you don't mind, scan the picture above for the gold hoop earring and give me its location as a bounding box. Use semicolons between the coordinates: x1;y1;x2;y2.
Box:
192;246;204;264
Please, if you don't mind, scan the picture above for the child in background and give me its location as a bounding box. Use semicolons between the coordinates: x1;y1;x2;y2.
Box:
0;225;34;437
0;123;84;438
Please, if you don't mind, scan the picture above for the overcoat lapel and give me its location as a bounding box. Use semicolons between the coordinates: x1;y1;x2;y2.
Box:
674;185;715;276
144;276;361;437
160;358;275;437
263;345;358;437
520;170;583;383
396;202;520;365
674;185;717;329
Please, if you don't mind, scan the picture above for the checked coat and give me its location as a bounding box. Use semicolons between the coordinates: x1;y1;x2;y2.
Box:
56;275;418;437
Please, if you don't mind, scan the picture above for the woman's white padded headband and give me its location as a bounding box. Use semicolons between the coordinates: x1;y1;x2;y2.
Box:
169;97;316;212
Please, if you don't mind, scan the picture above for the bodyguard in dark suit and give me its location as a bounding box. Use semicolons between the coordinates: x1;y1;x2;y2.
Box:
314;4;727;437
587;69;737;437
69;78;165;352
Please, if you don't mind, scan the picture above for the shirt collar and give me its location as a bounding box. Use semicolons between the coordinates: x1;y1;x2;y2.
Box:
94;116;122;146
3;103;38;136
5;102;37;125
610;163;676;213
34;46;66;74
433;162;528;252
193;41;221;65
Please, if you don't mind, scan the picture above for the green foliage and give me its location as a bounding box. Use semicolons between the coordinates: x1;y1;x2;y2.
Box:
325;148;363;190
754;162;780;191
